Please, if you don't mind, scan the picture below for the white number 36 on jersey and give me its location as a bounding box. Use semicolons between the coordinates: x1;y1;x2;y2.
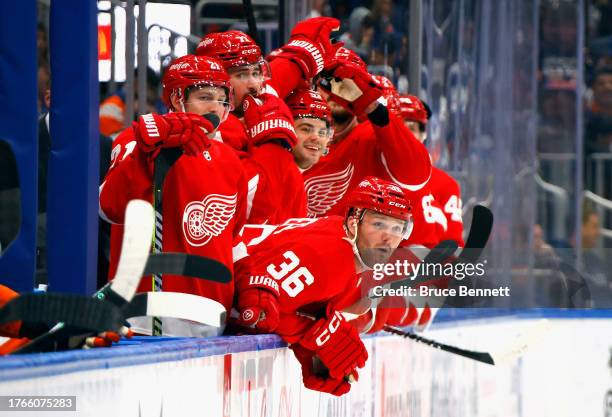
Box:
266;251;314;297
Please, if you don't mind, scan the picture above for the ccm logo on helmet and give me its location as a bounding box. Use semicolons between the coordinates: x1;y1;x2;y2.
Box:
388;201;406;208
310;104;327;111
198;38;214;48
315;311;343;346
169;62;192;71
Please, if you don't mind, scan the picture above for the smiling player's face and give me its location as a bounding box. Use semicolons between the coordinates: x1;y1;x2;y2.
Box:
292;118;330;169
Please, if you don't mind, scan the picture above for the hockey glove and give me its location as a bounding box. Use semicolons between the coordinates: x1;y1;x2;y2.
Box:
242;94;297;149
291;344;357;396
317;62;383;117
271;17;342;79
235;274;281;333
297;305;367;380
135;112;215;157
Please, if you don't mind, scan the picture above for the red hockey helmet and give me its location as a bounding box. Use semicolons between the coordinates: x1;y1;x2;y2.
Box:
398;95;429;125
333;46;368;71
196;30;263;70
372;75;401;115
345;176;412;222
285;89;332;125
162;54;232;112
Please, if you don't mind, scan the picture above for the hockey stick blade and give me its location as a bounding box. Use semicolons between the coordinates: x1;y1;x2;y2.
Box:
106;199;155;303
14;200;154;354
486;319;552;365
384;318;551;365
143;253;231;283
458;204;493;263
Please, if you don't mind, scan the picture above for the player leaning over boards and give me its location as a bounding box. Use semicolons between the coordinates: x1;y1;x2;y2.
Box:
233;177;413;396
303;47;432;218
99;55;250;336
355;93;466;336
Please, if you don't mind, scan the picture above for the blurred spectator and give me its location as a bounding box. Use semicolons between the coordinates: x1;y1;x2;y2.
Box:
537;86;576;153
36;23;48;63
533;223;560;268
368;0;400;69
579;206;611;306
99;68;163;139
589;66;612;118
37;60;50;115
339;7;374;61
540;1;578;60
585;67;612;196
586;112;612;154
549;203;609;306
307;0;331;18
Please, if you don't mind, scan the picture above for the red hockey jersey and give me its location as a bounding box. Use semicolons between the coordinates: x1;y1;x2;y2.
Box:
100;129;249;315
241;143;307;224
215;57;310;153
428;167;464;246
402;184;448;249
302;112;431;218
242;217;359;343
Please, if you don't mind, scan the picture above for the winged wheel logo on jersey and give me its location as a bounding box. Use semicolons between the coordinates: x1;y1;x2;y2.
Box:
182;193;237;246
304;164;354;217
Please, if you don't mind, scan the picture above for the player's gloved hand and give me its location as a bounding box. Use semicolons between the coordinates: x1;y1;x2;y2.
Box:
291;344;357;396
272;17;342;79
135;112;215;157
317;62;383;117
242;94;297;149
297;305;367;380
84;325;133;349
364;295;417;334
235;274;281;333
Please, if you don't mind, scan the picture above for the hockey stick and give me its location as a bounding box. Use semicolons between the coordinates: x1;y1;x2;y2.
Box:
13;200;154;354
144;252;231;283
242;0;261;47
124;292;227;328
456;204;494;263
384;318;551;366
151;113;221;336
151;148;181;335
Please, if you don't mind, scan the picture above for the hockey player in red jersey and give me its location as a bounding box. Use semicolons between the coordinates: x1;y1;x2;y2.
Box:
286;88;333;170
233;177;413;396
303;47;431;221
100;55;250;336
399;94;464;246
196;20;340;224
196;18;341;151
238;92;307;223
234;88;334;224
364;76;445;249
